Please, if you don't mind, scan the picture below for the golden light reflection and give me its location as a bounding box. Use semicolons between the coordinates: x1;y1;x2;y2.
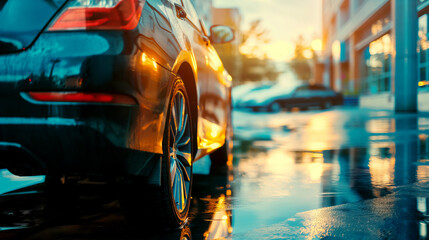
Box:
308;163;323;182
419;81;429;87
198;119;224;151
311;39;323;52
203;194;232;240
152;58;158;70
303;49;313;59
371;19;384;35
417;165;429;181
369;34;391;55
332;40;341;62
302;113;336;151
366;118;395;134
368;154;395;188
140;52;158;71
208;47;224;72
300;210;333;238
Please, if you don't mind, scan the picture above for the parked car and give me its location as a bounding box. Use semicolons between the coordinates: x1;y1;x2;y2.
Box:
237;83;343;112
232;81;274;107
0;0;234;227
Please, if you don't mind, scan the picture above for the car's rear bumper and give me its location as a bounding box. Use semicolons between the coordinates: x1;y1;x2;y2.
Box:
0;117;161;178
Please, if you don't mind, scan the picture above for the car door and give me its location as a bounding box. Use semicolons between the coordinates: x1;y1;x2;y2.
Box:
291;86;311;108
309;85;324;107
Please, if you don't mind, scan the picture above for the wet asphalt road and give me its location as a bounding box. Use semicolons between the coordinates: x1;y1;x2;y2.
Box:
1;106;429;239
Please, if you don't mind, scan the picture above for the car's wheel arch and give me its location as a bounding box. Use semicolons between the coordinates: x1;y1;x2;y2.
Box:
174;62;198;157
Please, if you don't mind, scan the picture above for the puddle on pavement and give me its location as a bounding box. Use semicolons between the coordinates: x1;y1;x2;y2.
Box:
0;172;235;240
229;109;429;238
2;109;429;239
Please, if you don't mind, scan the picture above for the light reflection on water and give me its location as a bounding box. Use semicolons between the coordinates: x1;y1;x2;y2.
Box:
231;108;429;237
2;108;429;239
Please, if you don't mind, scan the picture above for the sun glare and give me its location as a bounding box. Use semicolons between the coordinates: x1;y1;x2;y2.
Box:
311;39;323;52
263;41;295;61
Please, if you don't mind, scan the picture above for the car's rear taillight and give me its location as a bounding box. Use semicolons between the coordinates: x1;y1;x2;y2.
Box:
48;0;143;31
27;92;137;105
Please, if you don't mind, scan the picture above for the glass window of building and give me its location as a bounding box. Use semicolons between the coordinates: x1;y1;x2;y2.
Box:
418;14;429;89
359;34;392;94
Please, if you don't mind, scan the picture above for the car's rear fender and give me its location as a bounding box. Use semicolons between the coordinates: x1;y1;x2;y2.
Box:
0;31;174;155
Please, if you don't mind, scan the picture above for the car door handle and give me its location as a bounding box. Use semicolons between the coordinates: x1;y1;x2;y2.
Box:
174;3;187;19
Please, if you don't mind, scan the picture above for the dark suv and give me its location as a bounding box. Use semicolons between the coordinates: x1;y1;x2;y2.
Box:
0;0;234;227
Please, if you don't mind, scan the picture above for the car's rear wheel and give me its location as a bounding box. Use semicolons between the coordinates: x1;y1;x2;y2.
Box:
159;79;194;227
121;78;193;228
322;100;332;109
268;102;281;113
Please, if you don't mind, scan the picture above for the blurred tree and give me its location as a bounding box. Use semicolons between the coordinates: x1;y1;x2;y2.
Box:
289;35;312;82
240;20;270;57
214;19;281;85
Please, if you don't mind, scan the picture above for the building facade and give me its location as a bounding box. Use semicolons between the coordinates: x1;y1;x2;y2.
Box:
321;0;429;110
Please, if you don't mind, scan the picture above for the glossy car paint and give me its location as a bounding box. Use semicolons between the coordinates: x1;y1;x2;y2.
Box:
0;0;231;179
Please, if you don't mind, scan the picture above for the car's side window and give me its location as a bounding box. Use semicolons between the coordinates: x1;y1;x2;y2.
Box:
295;86;310;97
181;0;201;31
310;85;325;91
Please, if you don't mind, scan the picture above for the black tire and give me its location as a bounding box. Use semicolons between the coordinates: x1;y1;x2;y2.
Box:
322;100;332;109
121;78;194;228
158;78;194;227
268;102;281;113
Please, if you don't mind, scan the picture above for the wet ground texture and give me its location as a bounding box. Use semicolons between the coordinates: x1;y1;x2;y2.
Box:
1;107;429;239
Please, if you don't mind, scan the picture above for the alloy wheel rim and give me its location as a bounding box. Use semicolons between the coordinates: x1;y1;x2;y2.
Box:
169;91;192;213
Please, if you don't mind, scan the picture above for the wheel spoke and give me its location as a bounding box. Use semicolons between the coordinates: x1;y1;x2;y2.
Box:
170;158;177;187
176;113;188;142
175;95;182;130
176;150;192;167
182;180;187;203
168;89;193;213
177;135;191;148
179;95;186;131
176;94;185;134
173;172;180;208
175;168;183;210
176;160;190;182
171;106;178;136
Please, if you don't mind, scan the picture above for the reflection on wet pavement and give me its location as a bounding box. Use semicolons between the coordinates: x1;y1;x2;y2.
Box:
0;171;233;240
231;107;429;239
2;107;429;239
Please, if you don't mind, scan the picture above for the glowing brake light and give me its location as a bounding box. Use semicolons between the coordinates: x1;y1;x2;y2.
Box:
28;92;137;105
49;0;143;31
